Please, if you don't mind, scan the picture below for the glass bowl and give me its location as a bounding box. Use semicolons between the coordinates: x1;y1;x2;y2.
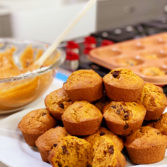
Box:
0;38;65;114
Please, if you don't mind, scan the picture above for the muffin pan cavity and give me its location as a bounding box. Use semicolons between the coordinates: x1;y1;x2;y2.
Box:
111;56;144;68
94;46;122;58
138;66;166;77
90;32;167;85
134;65;167;85
120;41;145;51
138;50;167;60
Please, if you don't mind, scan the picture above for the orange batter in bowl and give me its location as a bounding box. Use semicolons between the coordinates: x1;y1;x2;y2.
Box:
0;46;58;112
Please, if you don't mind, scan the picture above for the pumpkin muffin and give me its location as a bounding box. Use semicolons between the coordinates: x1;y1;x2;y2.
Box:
92;136;126;167
62;101;103;136
141;83;167;120
63;70;103;102
103;68;144;102
150;113;167;135
125;126;167;164
103;101;146;136
35;127;68;162
48;136;92;167
18;109;57;146
45;88;72;120
86;127;123;151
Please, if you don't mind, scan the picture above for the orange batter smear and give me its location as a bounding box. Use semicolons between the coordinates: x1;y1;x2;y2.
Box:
20;46;34;68
35;49;44;61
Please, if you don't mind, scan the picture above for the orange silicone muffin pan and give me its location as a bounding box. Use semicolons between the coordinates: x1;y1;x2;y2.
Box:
89;33;167;85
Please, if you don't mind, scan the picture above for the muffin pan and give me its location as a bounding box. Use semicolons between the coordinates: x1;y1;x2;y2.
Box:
89;33;167;85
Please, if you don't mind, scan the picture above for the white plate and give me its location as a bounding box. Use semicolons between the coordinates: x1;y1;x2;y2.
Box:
0;79;166;167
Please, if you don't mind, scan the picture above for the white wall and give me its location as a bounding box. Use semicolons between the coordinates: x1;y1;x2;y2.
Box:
0;0;96;42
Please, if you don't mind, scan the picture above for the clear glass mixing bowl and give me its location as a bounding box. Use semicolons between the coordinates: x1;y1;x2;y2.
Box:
0;38;65;114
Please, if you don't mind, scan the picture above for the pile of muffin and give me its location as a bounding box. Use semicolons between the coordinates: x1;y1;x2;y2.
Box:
18;68;167;167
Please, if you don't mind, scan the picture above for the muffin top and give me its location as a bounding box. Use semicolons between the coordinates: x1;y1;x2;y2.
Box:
62;101;102;123
103;68;144;89
18;109;56;134
125;126;167;148
86;127;123;151
63;70;102;90
103;101;146;124
141;83;167;111
36;127;68;151
151;113;167;135
45;88;72;114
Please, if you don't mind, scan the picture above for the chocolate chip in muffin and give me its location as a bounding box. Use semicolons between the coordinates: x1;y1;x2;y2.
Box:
99;131;105;136
59;103;64;109
87;164;92;167
53;144;57;147
123;110;130;120
116;109;121;115
58;162;62;167
157;132;161;135
108;145;114;154
139;127;143;133
41;112;47;116
62;146;69;154
124;123;129;130
112;71;120;78
111;105;116;109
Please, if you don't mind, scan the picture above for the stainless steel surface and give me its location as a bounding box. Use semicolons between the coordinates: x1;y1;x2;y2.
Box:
97;0;167;31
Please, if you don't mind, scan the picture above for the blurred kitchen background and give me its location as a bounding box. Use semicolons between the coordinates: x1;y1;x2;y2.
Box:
0;0;96;42
1;0;167;76
0;0;167;42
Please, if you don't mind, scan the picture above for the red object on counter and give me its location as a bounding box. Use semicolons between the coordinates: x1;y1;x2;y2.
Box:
101;40;114;46
66;52;79;61
66;41;79;50
65;41;79;71
84;36;96;45
66;41;79;60
84;36;96;54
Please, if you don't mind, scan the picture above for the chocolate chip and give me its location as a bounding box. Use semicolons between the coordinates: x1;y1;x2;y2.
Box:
53;144;57;147
111;105;116;109
112;71;120;78
133;103;136;106
58;162;62;167
124;123;129;130
62;146;69;154
157;132;161;135
116;109;121;115
42;112;47;116
139;128;143;133
124;110;129;120
99;131;105;136
103;150;107;155
59;103;64;109
108;145;114;154
87;164;92;167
